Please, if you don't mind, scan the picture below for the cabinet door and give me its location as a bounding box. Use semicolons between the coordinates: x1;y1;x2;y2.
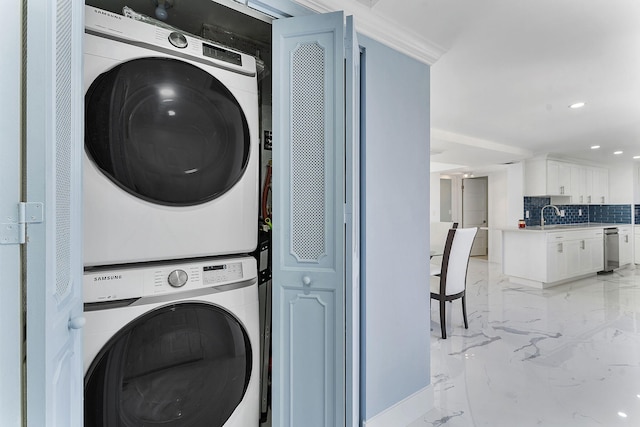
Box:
547;161;559;194
581;237;604;273
565;240;581;277
592;168;609;204
584;167;594;203
558;162;572;196
578;239;590;273
570;165;586;203
619;230;632;266
635;234;640;264
547;161;571;195
589;234;605;271
547;241;567;282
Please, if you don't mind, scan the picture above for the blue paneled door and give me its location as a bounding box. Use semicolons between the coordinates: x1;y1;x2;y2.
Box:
0;2;23;426
24;1;85;426
272;11;360;427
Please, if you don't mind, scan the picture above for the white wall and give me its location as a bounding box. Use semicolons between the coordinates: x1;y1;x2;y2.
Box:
430;172;440;221
633;165;640;205
609;163;634;204
635;166;640;205
449;175;463;224
487;170;507;263
506;162;525;226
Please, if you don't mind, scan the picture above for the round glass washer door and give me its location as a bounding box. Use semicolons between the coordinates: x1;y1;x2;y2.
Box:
84;302;252;427
85;57;250;206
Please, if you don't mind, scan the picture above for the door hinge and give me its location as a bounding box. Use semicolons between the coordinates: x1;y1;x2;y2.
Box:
0;202;43;245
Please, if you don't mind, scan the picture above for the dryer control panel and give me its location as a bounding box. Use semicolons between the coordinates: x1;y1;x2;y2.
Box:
83;256;257;303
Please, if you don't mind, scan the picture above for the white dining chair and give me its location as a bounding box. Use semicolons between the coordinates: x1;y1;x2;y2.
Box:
429;221;458;276
430;227;478;339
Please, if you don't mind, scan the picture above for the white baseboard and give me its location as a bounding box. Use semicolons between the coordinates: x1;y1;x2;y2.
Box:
363;385;433;427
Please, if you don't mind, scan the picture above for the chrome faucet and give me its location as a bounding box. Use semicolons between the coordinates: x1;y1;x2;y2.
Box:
540;204;561;228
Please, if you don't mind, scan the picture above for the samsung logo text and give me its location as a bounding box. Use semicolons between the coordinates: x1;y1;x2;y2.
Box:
94;275;123;282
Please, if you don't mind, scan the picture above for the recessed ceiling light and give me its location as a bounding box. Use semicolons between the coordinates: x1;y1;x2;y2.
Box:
590;145;600;149
569;102;585;109
614;151;623;155
618;412;628;418
634;156;640;159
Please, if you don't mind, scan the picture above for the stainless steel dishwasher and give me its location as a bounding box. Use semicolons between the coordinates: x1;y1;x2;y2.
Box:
600;227;619;273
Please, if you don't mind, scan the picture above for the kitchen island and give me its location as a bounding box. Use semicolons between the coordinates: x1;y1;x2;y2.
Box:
502;223;631;288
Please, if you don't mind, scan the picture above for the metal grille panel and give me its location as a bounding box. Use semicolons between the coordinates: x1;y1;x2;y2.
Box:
290;42;327;263
55;0;72;298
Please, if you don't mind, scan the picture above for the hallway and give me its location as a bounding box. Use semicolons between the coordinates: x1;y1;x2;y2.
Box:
414;259;640;426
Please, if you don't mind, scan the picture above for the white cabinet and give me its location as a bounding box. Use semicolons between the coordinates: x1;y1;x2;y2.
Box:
569;164;608;204
503;227;604;288
526;159;572;196
618;226;633;267
525;157;609;203
546;240;567;283
570;165;587;204
592;168;609;204
547;160;572;196
546;230;603;283
585;234;605;272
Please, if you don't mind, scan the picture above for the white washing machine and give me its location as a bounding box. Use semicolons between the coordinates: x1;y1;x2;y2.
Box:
83;6;259;267
83;255;259;427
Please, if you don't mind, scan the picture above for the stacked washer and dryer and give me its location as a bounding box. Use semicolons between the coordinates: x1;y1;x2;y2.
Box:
82;6;260;427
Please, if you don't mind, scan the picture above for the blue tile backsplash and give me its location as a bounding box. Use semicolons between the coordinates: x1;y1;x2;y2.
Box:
523;197;632;226
635;204;640;224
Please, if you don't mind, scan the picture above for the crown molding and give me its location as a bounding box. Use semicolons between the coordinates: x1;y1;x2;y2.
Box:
291;0;446;65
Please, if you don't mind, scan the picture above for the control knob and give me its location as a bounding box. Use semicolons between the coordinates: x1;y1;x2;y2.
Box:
168;269;188;287
168;32;188;48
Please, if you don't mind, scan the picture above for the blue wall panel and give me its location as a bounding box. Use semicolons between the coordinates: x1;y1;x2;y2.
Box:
359;34;431;420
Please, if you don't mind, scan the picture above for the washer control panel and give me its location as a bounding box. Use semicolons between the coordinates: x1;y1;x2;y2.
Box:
83;256;256;303
203;262;243;285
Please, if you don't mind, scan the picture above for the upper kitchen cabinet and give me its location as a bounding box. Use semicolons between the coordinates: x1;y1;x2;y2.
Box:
571;164;609;204
525;157;609;204
570;164;587;203
591;167;609;204
524;158;571;196
548;160;572;196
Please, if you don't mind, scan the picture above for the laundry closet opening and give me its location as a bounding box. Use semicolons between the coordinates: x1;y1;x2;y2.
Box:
84;0;279;424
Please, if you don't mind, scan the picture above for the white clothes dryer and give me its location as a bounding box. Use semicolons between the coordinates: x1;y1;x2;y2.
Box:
83;6;259;267
83;255;259;427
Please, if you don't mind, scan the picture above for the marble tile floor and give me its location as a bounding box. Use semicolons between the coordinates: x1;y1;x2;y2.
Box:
412;259;640;427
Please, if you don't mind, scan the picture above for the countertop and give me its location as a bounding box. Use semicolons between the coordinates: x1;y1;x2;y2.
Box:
502;223;631;233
